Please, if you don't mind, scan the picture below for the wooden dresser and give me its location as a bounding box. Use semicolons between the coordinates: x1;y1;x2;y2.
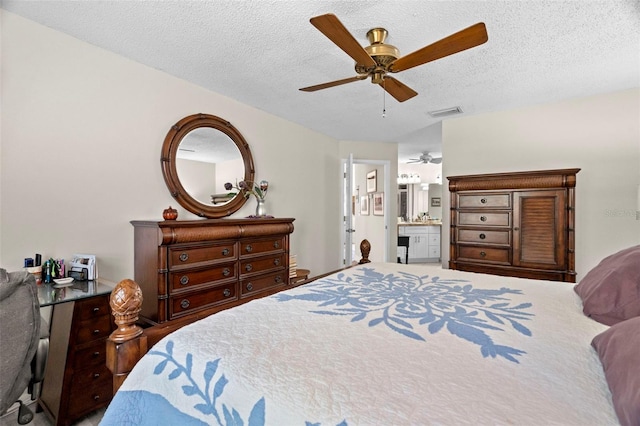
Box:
131;218;295;324
40;292;114;425
448;169;579;282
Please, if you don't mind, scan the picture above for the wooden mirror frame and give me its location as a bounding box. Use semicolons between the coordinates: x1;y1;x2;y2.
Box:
161;113;255;218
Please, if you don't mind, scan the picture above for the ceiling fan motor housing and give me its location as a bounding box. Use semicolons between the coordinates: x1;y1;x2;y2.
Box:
354;28;399;83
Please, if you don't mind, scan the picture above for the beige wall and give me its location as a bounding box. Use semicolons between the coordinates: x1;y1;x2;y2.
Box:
0;11;394;279
442;88;640;278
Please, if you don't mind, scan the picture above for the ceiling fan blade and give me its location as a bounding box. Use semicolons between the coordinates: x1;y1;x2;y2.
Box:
380;76;418;102
390;22;488;73
310;14;377;68
299;75;366;92
429;157;443;164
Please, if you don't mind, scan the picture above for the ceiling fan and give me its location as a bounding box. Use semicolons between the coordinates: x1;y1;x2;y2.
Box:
299;13;488;102
408;153;442;164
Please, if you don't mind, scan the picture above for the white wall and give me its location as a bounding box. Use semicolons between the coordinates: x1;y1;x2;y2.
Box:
442;88;640;278
1;11;397;279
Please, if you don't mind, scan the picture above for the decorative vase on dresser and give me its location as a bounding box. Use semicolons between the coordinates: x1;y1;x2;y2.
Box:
131;217;295;324
448;168;579;282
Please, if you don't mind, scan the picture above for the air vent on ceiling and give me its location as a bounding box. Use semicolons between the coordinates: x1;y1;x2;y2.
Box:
428;106;463;118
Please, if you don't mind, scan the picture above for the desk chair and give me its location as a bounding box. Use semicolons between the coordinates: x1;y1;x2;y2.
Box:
398;236;410;264
0;269;41;424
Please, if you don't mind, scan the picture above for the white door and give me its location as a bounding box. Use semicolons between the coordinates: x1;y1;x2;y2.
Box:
342;154;355;266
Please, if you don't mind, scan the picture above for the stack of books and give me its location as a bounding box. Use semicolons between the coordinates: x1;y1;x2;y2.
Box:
289;254;297;278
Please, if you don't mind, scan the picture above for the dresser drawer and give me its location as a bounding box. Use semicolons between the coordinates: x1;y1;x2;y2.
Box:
169;283;238;318
458;229;510;245
458;246;511;264
458;212;510;227
240;253;286;276
458;194;510;209
75;295;110;321
169;263;237;292
75;314;112;345
240;271;287;297
240;237;285;257
168;242;237;269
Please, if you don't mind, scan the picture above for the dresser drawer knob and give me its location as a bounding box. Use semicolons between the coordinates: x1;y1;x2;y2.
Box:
480;198;487;204
93;395;100;401
92;307;101;313
92;351;100;358
223;289;231;297
180;299;190;309
245;245;253;253
246;283;253;291
480;251;487;257
222;268;231;277
222;248;230;256
245;264;253;272
92;329;100;335
480;216;487;222
274;258;280;266
180;275;189;285
93;373;100;379
479;233;486;240
273;241;280;249
179;253;189;262
275;275;282;283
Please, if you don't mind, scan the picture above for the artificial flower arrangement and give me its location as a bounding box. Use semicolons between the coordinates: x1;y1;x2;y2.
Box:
224;180;269;201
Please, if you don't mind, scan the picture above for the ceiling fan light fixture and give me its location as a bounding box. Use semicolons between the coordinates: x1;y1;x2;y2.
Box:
428;106;464;118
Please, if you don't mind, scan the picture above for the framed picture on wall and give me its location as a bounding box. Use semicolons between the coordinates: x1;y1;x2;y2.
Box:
431;197;441;207
373;192;384;216
366;170;377;193
360;195;369;215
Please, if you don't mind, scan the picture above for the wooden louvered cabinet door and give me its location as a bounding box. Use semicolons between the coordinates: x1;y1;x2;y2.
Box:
512;190;566;270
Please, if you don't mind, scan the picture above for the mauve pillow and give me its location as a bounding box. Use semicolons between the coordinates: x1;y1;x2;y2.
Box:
574;245;640;325
592;317;640;426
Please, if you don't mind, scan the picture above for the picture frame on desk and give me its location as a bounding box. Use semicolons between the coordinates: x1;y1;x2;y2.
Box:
373;192;384;216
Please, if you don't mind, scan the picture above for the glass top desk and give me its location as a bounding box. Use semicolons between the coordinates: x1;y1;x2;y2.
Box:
38;280;114;307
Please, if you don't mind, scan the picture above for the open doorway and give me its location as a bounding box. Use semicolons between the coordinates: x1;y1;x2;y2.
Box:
341;157;391;265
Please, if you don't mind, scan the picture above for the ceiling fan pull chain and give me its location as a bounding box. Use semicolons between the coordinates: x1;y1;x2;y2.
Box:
382;79;386;118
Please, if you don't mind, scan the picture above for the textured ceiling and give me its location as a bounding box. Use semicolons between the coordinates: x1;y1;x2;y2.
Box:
2;0;639;162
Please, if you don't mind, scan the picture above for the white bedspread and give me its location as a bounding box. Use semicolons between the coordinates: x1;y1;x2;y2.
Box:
101;263;618;425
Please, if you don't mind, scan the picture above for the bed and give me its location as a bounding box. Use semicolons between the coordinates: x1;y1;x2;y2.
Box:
101;242;640;426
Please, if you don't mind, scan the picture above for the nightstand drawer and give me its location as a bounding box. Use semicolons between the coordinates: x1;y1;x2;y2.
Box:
73;339;108;369
169;263;237;292
75;314;112;345
458;229;510;245
75;295;110;321
458;246;510;264
67;365;112;418
169;242;237;268
458;194;510;209
458;212;510;227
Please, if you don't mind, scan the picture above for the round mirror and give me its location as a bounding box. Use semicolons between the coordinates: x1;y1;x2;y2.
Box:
161;113;255;218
